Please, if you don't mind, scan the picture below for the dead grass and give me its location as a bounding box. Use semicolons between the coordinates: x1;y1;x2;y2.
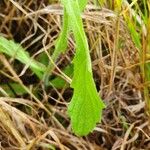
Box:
0;0;150;149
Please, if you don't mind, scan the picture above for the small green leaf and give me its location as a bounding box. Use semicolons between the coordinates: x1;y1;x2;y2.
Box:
0;36;46;78
1;83;27;96
43;8;69;86
50;64;73;88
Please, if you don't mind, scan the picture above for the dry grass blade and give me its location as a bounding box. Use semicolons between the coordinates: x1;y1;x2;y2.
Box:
0;107;26;148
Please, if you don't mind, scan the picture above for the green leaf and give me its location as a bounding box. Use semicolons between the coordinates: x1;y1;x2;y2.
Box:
52;9;69;60
1;83;27;96
76;0;88;11
0;36;46;78
61;0;105;136
43;8;69;86
50;64;73;88
37;52;49;66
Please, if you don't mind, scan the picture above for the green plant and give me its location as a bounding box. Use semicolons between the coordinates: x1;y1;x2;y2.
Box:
56;0;105;136
43;0;105;135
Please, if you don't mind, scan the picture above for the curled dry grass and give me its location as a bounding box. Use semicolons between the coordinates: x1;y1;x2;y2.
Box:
0;0;150;149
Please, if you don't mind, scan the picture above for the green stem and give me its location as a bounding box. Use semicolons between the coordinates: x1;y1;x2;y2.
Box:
43;9;69;86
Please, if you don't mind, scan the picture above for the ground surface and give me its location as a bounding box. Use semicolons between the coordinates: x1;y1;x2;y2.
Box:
0;0;150;150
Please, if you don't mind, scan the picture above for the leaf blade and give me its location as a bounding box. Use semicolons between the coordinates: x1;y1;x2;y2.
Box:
0;36;46;78
61;0;105;136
